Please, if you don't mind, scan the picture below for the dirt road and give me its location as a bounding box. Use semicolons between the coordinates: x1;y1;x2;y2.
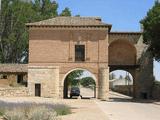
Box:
96;91;160;120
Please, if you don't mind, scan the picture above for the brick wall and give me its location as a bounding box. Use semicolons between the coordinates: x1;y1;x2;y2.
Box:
29;29;108;64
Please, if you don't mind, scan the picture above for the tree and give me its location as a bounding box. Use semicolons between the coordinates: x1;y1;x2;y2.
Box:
0;0;72;63
32;0;58;20
140;1;160;61
80;77;95;87
59;7;71;16
0;0;35;63
66;70;83;86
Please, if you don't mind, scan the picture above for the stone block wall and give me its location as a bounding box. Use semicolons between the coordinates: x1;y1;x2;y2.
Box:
0;87;29;97
28;66;59;98
113;85;133;96
135;50;154;99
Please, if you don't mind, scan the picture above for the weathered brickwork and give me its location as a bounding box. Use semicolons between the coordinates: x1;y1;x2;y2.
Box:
27;17;109;100
109;32;154;99
26;17;154;100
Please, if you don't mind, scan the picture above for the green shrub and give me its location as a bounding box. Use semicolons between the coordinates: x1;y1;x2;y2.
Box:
80;77;95;88
54;105;71;115
0;108;5;116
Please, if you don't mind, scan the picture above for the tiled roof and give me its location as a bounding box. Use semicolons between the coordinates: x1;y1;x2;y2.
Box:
0;64;28;73
109;31;142;34
26;17;112;28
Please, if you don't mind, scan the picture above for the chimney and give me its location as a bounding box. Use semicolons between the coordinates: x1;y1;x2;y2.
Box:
95;17;102;22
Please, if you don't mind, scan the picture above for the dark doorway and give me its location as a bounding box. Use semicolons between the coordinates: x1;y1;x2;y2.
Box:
63;78;68;98
141;92;148;99
35;84;41;97
17;75;23;83
75;45;85;61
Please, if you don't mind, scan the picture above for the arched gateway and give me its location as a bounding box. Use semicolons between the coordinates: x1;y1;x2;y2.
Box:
27;17;153;100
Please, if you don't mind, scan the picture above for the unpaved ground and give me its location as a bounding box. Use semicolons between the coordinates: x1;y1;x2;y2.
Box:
0;91;160;120
0;97;109;120
96;91;160;120
61;99;109;120
80;87;95;98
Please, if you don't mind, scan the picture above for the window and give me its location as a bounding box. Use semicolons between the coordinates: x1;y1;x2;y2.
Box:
75;45;85;61
1;75;7;79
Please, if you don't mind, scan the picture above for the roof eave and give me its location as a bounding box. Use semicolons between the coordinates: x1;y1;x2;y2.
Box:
26;24;111;28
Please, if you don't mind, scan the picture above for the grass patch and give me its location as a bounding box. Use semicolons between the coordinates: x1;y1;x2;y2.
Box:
54;105;71;115
0;108;5;116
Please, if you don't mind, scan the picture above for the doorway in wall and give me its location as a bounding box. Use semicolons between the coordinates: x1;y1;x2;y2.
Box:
35;84;41;97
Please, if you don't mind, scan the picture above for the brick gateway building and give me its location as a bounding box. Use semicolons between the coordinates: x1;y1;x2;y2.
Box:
26;17;153;100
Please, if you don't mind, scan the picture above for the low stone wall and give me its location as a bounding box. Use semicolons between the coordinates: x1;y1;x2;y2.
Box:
0;87;29;97
152;84;160;100
112;85;133;96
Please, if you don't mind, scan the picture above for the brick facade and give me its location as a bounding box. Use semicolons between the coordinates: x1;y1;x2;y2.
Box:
26;17;153;99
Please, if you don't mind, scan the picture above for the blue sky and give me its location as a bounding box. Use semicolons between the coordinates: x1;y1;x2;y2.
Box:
56;0;155;31
55;0;160;80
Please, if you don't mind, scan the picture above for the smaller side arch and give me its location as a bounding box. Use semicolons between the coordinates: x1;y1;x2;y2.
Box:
109;69;134;97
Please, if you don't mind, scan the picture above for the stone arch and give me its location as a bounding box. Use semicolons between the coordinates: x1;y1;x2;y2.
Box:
62;67;98;86
62;67;97;98
109;69;134;96
109;39;137;65
110;68;134;77
109;67;136;97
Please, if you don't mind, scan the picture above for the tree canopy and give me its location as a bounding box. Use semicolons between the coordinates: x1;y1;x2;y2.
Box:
0;0;72;63
59;7;71;16
80;77;95;87
66;70;83;86
0;0;35;63
140;1;160;61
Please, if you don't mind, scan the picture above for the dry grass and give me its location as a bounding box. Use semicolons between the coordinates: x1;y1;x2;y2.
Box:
0;100;71;120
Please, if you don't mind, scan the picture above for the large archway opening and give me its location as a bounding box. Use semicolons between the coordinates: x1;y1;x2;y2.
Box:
109;70;134;100
63;69;96;99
